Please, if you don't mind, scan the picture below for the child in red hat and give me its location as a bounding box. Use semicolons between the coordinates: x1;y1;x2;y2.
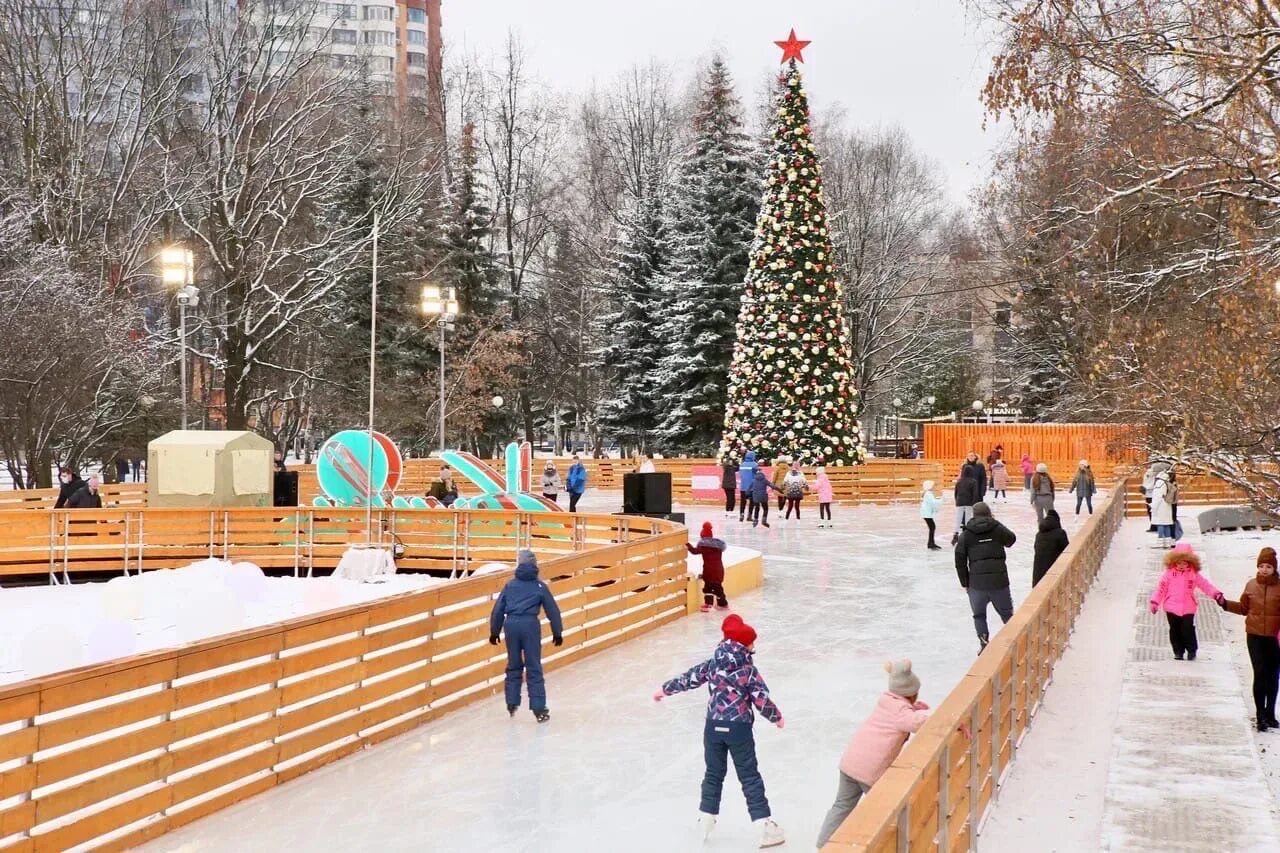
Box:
687;522;728;612
654;614;785;848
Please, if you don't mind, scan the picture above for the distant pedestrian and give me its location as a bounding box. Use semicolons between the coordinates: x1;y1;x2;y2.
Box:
1141;458;1172;532
1029;463;1056;524
427;467;458;506
566;454;587;512
721;457;739;517
814;466;835;528
489;550;563;722
920;480;942;551
130;456;143;482
688;522;729;612
1150;469;1175;548
637;453;656;474
816;660;931;848
951;467;979;546
540;462;561;504
1032;509;1069;587
783;464;808;521
1020;454;1034;491
67;476;103;509
990;458;1009;501
955;502;1017;654
771;458;791;512
654;614;786;848
1221;548;1280;731
737;451;759;523
54;468;86;509
1069;460;1096;515
114;455;130;484
1150;543;1223;661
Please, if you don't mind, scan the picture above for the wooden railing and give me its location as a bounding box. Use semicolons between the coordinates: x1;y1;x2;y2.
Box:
0;483;146;512
0;511;687;851
823;480;1128;851
923;423;1142;467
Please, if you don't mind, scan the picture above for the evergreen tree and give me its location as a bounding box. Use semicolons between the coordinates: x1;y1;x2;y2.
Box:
653;57;759;454
718;61;862;466
442;122;503;317
597;178;668;452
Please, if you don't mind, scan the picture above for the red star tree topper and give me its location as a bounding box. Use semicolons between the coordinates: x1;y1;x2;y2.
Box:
774;28;811;63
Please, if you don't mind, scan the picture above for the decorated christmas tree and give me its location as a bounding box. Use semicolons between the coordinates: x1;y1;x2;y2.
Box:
718;32;863;466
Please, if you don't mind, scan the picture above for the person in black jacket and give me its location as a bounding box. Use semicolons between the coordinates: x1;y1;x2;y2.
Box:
955;502;1017;653
951;469;980;546
963;452;988;500
67;477;103;509
1032;509;1069;587
720;459;738;516
54;468;86;509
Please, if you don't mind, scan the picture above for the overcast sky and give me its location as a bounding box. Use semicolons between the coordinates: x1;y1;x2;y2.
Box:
443;0;1004;207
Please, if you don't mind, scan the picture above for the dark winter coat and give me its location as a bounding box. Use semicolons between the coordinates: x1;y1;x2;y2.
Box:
954;475;979;508
660;639;782;725
687;537;727;585
55;476;86;509
738;451;758;491
1069;471;1096;498
489;553;564;638
1032;511;1070;587
748;469;780;503
962;461;987;499
720;463;738;491
955;515;1017;590
66;486;102;509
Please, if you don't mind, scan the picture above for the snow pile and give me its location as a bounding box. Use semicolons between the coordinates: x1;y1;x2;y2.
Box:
0;560;448;687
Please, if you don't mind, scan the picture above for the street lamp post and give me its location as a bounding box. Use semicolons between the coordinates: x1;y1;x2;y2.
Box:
972;399;985;425
160;246;198;430
891;397;902;454
421;284;461;454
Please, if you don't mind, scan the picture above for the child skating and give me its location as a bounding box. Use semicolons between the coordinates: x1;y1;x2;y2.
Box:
1149;542;1224;660
749;467;781;528
920;480;941;550
815;466;834;528
654;614;786;848
990;458;1009;501
783;463;809;521
688;522;729;612
488;550;564;721
815;660;932;848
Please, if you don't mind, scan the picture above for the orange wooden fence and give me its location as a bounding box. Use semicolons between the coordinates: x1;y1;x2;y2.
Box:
0;512;687;851
924;424;1142;468
0;483;146;512
823;480;1128;851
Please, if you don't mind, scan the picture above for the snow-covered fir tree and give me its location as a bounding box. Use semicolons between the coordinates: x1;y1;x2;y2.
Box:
443;122;503;317
597;176;668;453
653;56;760;455
718;61;862;465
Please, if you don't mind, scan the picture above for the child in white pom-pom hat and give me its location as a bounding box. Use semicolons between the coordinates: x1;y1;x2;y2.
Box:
815;660;933;848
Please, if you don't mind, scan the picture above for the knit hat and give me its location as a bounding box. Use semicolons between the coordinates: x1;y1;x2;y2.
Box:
700;522;714;539
972;501;992;518
922;480;935;492
721;614;757;648
885;659;921;698
1259;547;1278;570
1036;463;1048;473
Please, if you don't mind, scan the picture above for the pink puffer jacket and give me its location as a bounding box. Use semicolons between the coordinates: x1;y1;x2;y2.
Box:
839;692;930;785
815;474;834;503
1150;567;1222;617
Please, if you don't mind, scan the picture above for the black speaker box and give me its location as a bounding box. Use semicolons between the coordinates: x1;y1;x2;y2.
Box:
622;472;672;514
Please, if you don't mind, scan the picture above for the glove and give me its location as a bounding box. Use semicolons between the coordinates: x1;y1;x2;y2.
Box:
1149;603;1158;615
776;717;785;729
914;701;930;711
489;635;499;645
1215;592;1226;605
653;689;665;702
553;634;563;647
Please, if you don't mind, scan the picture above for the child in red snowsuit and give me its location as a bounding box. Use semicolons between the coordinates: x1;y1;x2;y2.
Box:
688;522;728;612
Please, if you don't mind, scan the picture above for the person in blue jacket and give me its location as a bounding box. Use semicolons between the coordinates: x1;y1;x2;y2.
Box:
566;454;588;512
748;468;781;528
489;550;564;722
737;450;758;523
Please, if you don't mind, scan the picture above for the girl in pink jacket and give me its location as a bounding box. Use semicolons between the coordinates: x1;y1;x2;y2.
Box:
815;466;835;528
815;660;930;848
1149;542;1225;661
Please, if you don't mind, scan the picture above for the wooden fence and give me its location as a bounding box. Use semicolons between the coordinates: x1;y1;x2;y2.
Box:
1120;467;1252;517
823;479;1128;851
0;484;146;512
924;424;1142;469
0;512;687;851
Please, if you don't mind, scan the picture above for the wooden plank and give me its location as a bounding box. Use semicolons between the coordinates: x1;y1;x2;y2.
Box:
34;754;166;824
38;688;174;751
39;657;177;715
35;718;173;787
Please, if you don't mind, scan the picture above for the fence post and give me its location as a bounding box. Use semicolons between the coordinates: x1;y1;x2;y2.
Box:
937;742;950;853
896;803;911;853
969;702;980;847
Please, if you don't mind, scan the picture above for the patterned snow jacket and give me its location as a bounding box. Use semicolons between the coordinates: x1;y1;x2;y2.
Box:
661;639;782;724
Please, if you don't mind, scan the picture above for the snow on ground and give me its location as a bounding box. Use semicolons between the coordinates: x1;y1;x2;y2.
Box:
0;560;449;688
141;489;1095;853
981;510;1280;852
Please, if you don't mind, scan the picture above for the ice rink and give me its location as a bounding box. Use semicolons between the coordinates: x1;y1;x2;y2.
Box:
144;489;1096;853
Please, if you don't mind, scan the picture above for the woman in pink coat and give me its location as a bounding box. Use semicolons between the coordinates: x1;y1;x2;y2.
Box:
1019;454;1035;491
1150;542;1225;661
815;466;835;528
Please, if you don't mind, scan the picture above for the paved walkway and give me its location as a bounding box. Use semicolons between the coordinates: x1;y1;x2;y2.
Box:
981;517;1280;852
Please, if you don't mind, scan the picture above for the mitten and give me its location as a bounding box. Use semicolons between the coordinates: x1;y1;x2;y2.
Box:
1149;603;1158;615
1215;592;1226;605
914;701;930;711
489;634;499;645
553;634;563;647
652;689;665;702
776;717;785;729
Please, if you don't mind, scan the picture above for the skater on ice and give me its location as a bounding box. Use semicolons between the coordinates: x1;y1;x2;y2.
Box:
567;454;587;512
722;456;739;516
749;466;781;528
771;457;791;512
955;501;1017;654
920;480;942;551
738;450;759;523
951;466;979;546
654;614;786;848
814;465;834;528
689;522;729;611
1069;459;1096;515
489;550;564;722
783;462;809;521
1149;543;1224;661
1029;462;1056;524
540;461;562;504
1031;508;1068;587
990;457;1008;501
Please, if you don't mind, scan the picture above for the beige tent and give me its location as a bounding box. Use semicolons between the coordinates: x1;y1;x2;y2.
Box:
147;431;274;508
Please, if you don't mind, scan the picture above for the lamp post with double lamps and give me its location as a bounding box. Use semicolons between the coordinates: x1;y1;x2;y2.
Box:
160;246;199;430
421;284;461;454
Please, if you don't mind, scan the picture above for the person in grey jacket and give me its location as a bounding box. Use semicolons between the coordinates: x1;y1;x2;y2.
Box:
489;550;564;721
540;462;562;504
1029;463;1056;523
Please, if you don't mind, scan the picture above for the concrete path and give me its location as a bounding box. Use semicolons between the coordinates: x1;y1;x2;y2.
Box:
981;516;1280;852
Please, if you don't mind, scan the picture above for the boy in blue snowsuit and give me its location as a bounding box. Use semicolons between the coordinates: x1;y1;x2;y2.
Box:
748;468;781;528
566;454;588;512
489;550;564;722
737;450;758;522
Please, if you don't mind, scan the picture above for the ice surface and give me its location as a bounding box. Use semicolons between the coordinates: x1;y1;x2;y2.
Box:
140;490;1095;853
0;560;448;687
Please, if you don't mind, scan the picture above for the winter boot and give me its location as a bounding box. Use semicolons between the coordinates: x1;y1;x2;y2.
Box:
1187;652;1197;661
699;813;716;841
756;818;785;849
1174;653;1184;661
762;521;770;528
1266;713;1279;729
507;704;518;717
533;708;550;723
1259;718;1271;733
978;634;989;655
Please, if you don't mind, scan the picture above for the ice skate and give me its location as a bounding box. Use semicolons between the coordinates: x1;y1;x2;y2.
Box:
756;818;785;848
699;603;712;613
507;704;518;717
715;603;730;611
699;813;716;841
533;708;550;723
762;521;770;528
